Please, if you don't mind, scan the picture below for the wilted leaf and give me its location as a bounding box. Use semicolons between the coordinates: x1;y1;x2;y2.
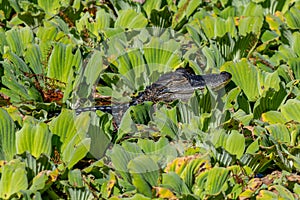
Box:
256;190;278;199
154;186;177;199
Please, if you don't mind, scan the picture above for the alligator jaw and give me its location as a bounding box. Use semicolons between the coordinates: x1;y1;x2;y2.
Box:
189;71;232;90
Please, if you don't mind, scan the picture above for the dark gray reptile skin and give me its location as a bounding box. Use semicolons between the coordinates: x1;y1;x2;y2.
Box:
62;68;231;116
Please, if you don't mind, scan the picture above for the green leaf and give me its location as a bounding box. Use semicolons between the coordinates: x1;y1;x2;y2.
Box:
5;26;34;56
225;130;245;159
253;84;287;119
69;50;104;103
19;152;54;180
149;6;172;28
49;109;77;152
0;108;16;161
143;0;162;18
0;0;13;19
137;137;178;166
24;44;43;74
3;50;30;73
242;2;264;17
69;169;84;188
62;135;91;169
257;70;281;94
0;160;28;199
240;153;272;173
117;108;138;142
238;16;263;36
110;49;146;90
115;9;148;29
130;102;153;124
269;185;295;200
210;129;228;148
153;107;178;139
172;0;202;30
285;6;300;30
294;183;300;195
50;110;91;169
194;166;229;196
16;120;52;158
232;109;253;126
161;172;190;195
76;9;111;39
281;99;300;122
289;57;300;79
29;172;48;192
176;101;196;125
222;59;260;101
199;16;236;39
128;155;160;197
261;30;279;43
256;190;278;199
0;53;44;102
68;188;93;200
100;171;121;199
143;40;182;71
205;167;229;195
266;124;291;144
246;139;259;154
37;0;62;18
47;43;81;83
107;142;143;182
261;111;287;124
36;22;58;41
86;112;112;159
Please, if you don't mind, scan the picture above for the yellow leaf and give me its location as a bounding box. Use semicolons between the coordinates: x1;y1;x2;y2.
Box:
154;187;178;200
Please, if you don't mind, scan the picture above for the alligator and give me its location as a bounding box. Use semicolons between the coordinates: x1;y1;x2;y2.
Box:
72;68;232;116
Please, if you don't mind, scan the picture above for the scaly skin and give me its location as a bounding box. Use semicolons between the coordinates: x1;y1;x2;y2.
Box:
64;68;232;116
131;68;232;105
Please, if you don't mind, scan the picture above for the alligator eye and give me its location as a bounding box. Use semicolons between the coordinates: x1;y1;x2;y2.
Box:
220;71;232;79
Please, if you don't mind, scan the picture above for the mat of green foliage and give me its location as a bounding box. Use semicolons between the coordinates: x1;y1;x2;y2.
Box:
0;0;300;199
